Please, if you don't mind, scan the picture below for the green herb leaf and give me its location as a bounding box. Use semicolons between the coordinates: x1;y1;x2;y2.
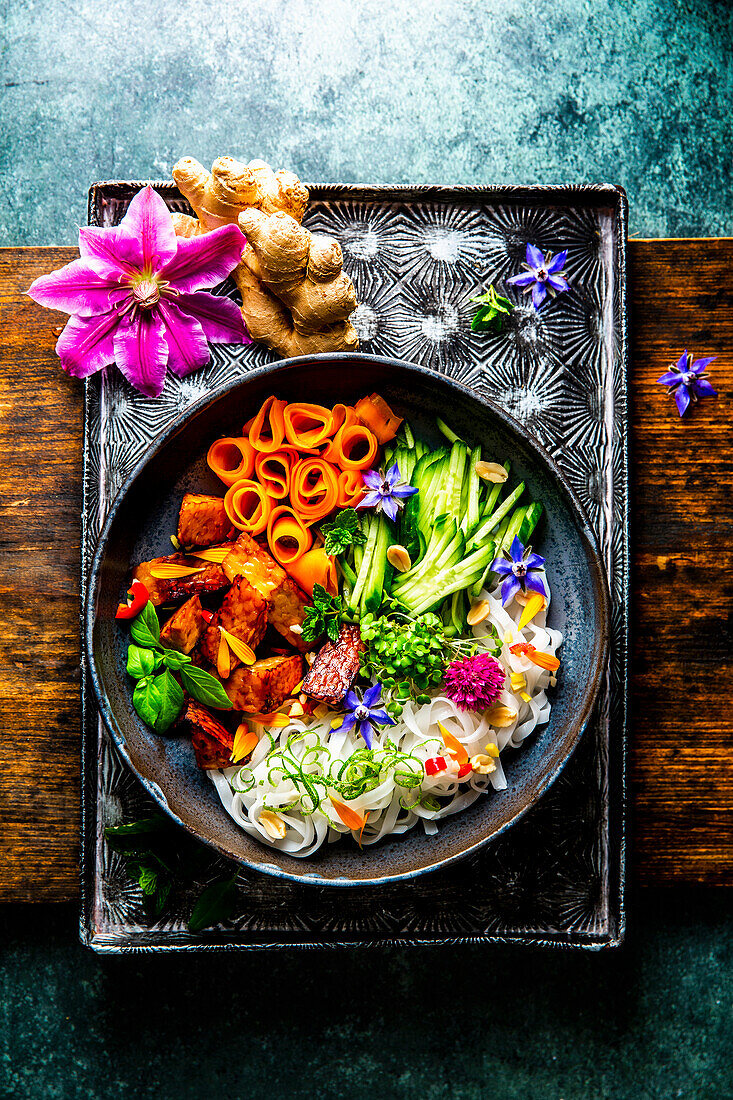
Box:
130;601;161;647
105;815;171;842
322;508;367;556
161;648;192;671
138;864;158;895
188;875;238;933
469;285;514;334
126;644;161;679
180;664;233;710
301;584;344;646
133;676;163;728
152;669;184;733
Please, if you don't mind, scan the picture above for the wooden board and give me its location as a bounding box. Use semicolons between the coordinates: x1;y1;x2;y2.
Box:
0;242;730;901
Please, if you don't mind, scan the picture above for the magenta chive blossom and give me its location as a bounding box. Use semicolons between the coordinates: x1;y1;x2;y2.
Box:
334;682;395;749
506;243;569;310
27;185;250;398
656;350;718;417
444;653;505;711
357;462;418;523
491;536;547;606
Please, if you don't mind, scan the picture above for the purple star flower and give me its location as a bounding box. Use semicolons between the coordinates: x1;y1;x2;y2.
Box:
506;243;569;310
357;461;418;522
656;350;718;417
334;683;395;749
28;185;250;397
491;536;547;606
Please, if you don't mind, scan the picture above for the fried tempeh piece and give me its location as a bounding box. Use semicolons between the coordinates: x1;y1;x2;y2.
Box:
177;493;232;548
222;532;309;651
133;554;229;606
199;575;269;669
159;595;207;655
223;654;304;714
183;701;234;769
302;624;364;707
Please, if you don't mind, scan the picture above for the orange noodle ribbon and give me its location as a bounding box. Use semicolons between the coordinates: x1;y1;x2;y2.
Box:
283;402;337;449
290;457;340;524
336;468;366;508
267;505;313;565
248;396;287;453
286;546;338;597
224;479;273;536
254;450;295;500
207;437;256;487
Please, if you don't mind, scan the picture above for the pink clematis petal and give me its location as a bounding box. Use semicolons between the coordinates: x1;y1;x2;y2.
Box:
28;258;128;317
113;312;169;397
173;290;250;345
78;225;144;275
158;300;210;378
159;224;246;294
56;312;119;378
119;185;178;273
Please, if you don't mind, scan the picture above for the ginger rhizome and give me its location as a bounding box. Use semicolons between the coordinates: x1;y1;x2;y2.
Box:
171;156;359;357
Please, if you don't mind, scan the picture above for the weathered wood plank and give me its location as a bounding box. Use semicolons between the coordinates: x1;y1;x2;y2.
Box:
0;240;730;900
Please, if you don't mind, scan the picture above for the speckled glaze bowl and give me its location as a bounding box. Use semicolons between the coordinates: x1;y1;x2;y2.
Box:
85;354;610;886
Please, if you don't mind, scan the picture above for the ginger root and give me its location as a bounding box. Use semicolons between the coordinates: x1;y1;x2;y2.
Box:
171;156;358;357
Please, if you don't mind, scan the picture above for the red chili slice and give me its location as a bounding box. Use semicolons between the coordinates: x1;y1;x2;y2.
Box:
425;756;448;776
115;579;149;620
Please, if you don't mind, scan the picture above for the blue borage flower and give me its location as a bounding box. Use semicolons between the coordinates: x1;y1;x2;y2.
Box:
491;536;547;607
357;461;418;522
506;243;569;310
657;350;718;417
334;683;395;749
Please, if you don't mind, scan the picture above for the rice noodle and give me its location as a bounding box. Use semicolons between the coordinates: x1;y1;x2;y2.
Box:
209;577;561;856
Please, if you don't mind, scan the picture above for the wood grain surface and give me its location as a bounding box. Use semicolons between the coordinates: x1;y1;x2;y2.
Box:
0;242;730;902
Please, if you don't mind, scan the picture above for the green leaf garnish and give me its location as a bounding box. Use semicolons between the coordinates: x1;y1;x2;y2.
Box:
161;648;192;671
321;508;367;556
126;644;162;680
133;676;163;728
187;875;238;932
130;601;161;647
179;664;233;710
152;669;184;733
469;285;514;334
302;583;344;645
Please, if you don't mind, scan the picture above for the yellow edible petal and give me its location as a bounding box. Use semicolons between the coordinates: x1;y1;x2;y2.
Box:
517;592;546;631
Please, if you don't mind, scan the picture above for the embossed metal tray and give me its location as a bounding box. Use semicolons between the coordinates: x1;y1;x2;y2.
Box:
81;181;628;951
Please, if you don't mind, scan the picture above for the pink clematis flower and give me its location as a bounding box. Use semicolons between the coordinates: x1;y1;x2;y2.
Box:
28;185;250;397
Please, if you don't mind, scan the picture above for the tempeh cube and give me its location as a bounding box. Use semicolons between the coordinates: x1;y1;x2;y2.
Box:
199;575;269;669
133;554;229;606
223;533;309;651
159;595;207;654
183;701;234;769
223;654;303;714
302;624;364;706
177;493;232;548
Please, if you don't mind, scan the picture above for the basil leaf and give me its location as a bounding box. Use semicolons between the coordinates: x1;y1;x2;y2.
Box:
126;644;161;679
105;815;171;841
188;875;238;933
133;677;162;728
152;669;184;733
161;648;192;671
130;602;160;647
179;665;233;710
138;864;158;895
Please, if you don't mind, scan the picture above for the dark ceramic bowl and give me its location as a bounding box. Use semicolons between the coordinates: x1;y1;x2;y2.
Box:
86;353;610;886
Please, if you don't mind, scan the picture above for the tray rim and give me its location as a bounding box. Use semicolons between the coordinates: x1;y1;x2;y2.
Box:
80;179;629;951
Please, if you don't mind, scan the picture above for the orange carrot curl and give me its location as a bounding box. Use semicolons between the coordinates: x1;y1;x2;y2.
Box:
224;479;273;536
207;437;256;486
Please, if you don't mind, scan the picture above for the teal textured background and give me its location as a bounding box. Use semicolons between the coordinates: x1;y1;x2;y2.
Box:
2;0;732;1097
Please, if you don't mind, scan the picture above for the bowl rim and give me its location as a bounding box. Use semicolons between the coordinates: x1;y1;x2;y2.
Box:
85;352;611;886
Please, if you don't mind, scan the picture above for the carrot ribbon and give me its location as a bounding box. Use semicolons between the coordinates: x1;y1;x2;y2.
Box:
290;457;340;524
267;505;313;565
248;396;287;453
207;437;256;486
224;479;272;536
283;402;337;449
286;547;338;597
254;450;294;500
